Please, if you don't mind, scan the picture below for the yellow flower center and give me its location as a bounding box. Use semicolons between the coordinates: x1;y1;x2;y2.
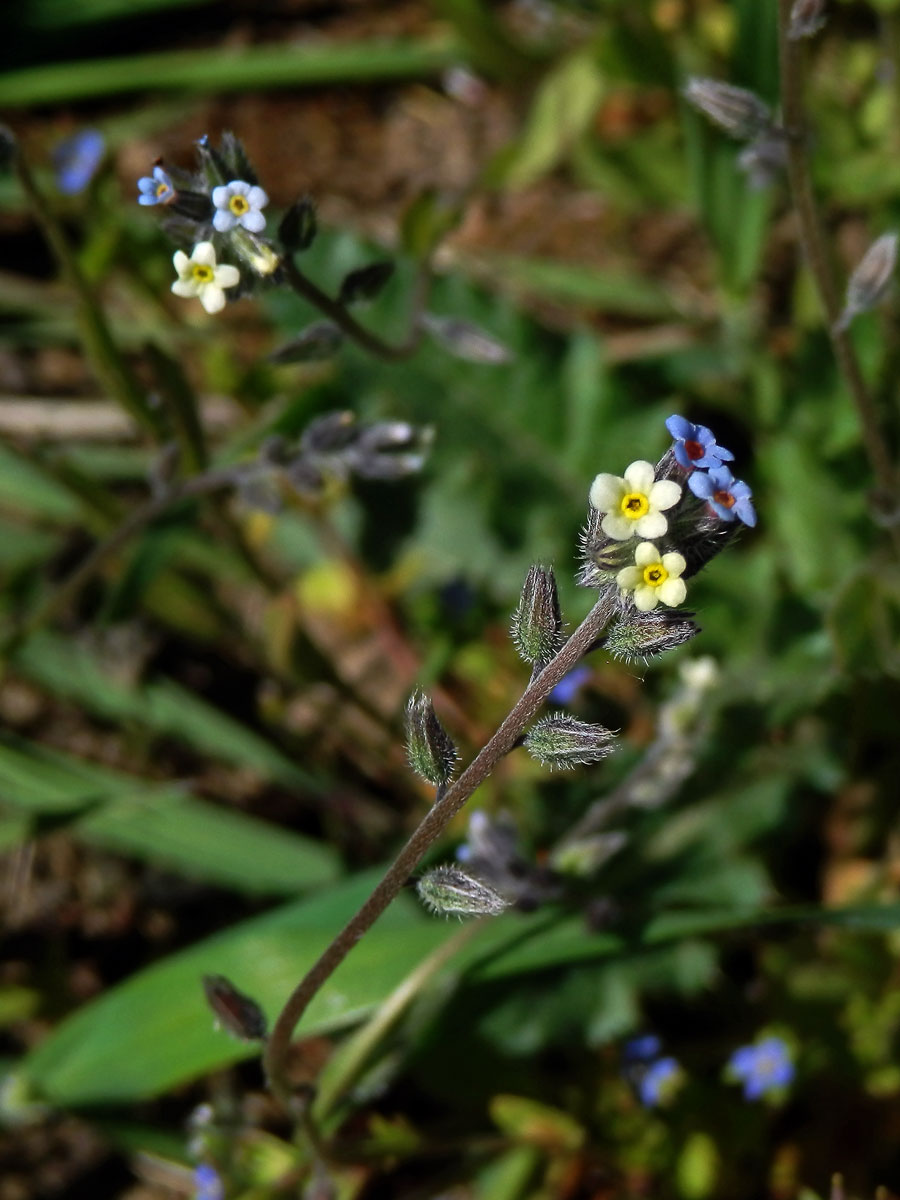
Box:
155;181;170;198
642;562;668;588
620;491;650;520
229;194;250;216
191;263;215;284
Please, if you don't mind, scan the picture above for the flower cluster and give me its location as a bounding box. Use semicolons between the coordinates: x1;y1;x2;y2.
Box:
684;76;789;190
136;133;277;316
623;1033;794;1109
622;1036;684;1108
582;414;755;615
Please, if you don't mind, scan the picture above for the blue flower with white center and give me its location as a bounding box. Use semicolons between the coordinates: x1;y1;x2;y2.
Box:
192;1164;224;1200
137;165;176;206
727;1036;794;1101
637;1056;683;1107
666;414;734;470
53;129;105;195
688;464;756;527
212;180;269;233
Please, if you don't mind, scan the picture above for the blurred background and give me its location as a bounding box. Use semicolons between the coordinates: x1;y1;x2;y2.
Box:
2;0;900;1197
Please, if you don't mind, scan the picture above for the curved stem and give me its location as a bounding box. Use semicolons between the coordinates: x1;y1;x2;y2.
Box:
280;257;428;362
777;0;899;529
263;585;619;1110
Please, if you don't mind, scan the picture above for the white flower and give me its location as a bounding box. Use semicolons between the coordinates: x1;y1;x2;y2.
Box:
589;460;682;540
171;242;240;314
212;180;269;234
616;542;687;612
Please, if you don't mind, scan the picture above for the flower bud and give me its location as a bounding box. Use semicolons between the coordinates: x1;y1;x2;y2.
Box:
683;78;773;140
603;608;700;665
269;321;344;363
834;232;898;332
417;865;509;917
421;315;512;365
524;714;616;770
788;0;827;40
511;565;563;668
405;691;458;787
338;261;395;306
228;227;281;277
279;196;318;252
202;974;268;1041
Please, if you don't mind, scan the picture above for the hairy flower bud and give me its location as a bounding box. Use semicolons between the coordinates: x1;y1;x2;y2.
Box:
338;261;395;306
524;714;616;770
421;314;513;364
604;608;700;665
834;232;898;332
202;974;268;1041
511;565;564;668
417;865;509;917
278;196;317;252
788;0;827;40
405;691;458;787
683;77;773;140
269;321;344;363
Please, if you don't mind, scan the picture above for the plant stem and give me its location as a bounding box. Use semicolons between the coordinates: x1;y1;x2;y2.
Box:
280;257;428;362
776;0;899;528
262;585;619;1110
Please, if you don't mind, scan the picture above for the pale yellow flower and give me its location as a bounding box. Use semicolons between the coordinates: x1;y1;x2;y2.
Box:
171;242;240;314
589;460;681;541
616;542;687;612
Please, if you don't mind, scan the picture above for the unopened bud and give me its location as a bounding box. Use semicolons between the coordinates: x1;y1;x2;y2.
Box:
511;565;563;668
229;227;281;277
279;196;318;252
603;608;700;665
788;0;827;40
417;865;509;917
737;133;788;190
202;974;268;1041
524;714;616;770
834;232;898;332
338;261;395;306
405;691;458;787
421;315;513;365
683;77;773;140
269;321;343;363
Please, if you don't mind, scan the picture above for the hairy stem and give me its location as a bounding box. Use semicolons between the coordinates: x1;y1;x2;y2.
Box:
777;0;899;525
280;257;428;362
262;585;619;1110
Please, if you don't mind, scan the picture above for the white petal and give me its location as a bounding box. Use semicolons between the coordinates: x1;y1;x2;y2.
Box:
227;179;251;196
661;552;686;577
172;279;199;298
658;578;686;607
213;209;235;232
648;479;682;511
589;473;625;512
634;586;660;611
623;460;655;493
173;249;190;275
214;264;240;288
617;566;642;590
246;185;268;209
192;241;217;266
211;185;230;208
634;511;668;539
199;285;226;314
241;210;266;233
634;542;660;567
601;513;634;540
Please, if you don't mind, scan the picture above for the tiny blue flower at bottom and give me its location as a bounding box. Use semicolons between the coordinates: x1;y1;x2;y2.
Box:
193;1163;224;1200
728;1036;794;1100
638;1056;683;1107
688;464;757;527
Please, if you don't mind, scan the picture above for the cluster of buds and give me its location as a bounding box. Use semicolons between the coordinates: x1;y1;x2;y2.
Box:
683;77;788;190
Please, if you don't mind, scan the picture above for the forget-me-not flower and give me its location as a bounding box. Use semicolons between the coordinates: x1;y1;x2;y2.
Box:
53;129;105;195
549;665;592;707
666;414;734;471
212;179;269;233
192;1164;224;1200
637;1056;683;1107
171;242;240;314
616;542;687;612
728;1036;794;1100
138;165;176;206
688;464;757;527
589;460;682;541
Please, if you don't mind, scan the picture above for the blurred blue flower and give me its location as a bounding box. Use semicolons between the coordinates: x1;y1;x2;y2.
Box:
637;1056;683;1107
623;1033;663;1063
549;665;591;706
688;464;757;527
665;414;734;470
137;165;176;206
52;129;105;195
193;1163;224;1200
728;1036;794;1100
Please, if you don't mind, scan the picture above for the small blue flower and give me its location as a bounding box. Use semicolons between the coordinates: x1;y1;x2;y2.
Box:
549;665;592;707
193;1163;224;1200
137;165;176;206
623;1033;663;1064
637;1056;683;1107
53;129;105;195
212;180;269;233
688;464;756;527
728;1037;794;1101
666;414;734;471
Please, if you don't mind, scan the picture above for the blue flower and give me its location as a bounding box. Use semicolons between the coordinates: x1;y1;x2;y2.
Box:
637;1056;683;1107
549;665;592;706
137;165;176;206
212;180;269;233
53;129;105;195
688;464;756;527
623;1033;663;1064
728;1037;794;1101
666;414;734;470
193;1164;224;1200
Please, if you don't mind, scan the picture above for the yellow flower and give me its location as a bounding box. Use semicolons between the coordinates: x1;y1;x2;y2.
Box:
589;461;681;541
616;542;687;611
